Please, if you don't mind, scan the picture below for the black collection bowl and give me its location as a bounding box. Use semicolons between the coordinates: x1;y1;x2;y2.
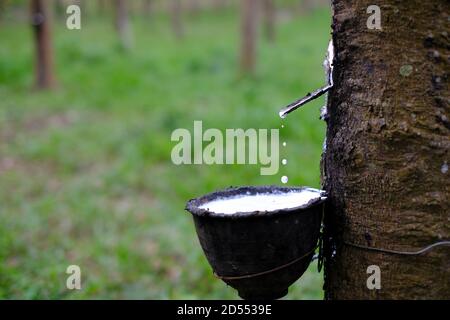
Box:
185;186;326;300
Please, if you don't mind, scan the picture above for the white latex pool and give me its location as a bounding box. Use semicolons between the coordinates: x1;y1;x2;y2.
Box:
199;188;322;214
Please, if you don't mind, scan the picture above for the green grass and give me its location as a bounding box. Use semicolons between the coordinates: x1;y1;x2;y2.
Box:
0;8;331;299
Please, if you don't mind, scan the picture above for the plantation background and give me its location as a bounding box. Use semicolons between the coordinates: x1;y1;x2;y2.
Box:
0;1;331;299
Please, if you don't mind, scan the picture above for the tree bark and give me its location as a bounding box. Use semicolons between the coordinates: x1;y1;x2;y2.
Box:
31;0;56;89
239;0;259;74
114;0;133;50
322;0;450;299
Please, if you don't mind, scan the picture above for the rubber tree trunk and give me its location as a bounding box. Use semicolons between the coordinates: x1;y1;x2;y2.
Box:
114;0;133;51
239;0;258;74
322;0;450;299
31;0;56;89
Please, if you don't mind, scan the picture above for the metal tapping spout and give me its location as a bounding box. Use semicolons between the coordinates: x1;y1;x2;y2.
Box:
279;40;335;119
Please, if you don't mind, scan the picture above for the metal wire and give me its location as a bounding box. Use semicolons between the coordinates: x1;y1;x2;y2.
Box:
213;241;449;282
214;246;317;281
343;240;450;255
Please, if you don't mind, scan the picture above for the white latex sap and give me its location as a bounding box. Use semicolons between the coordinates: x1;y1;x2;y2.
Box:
199;189;322;214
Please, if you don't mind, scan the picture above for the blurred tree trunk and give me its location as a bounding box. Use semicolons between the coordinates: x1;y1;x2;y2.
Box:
129;0;140;17
114;0;133;50
322;0;450;299
214;0;228;10
97;0;108;14
31;0;56;89
299;0;314;14
262;0;276;42
187;0;200;15
143;0;153;17
170;0;184;39
239;0;258;74
0;0;6;22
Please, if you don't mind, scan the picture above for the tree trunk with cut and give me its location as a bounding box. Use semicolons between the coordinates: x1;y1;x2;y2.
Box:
322;0;450;299
31;0;56;89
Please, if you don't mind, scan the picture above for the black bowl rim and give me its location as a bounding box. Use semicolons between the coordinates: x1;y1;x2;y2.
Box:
185;185;327;219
